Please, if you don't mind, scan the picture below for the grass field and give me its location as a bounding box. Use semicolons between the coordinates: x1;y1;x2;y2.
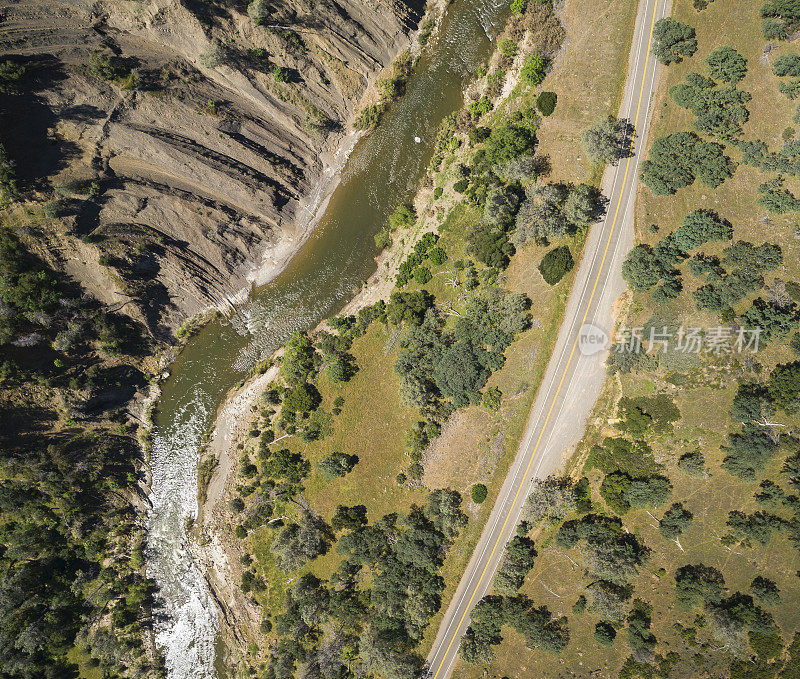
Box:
454;1;800;677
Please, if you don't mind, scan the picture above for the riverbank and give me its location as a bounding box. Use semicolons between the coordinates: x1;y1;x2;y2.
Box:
191;0;641;670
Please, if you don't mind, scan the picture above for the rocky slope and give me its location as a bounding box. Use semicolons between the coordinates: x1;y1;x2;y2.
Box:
0;0;423;334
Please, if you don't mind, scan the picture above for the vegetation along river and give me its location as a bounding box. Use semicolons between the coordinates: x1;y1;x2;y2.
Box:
145;0;510;674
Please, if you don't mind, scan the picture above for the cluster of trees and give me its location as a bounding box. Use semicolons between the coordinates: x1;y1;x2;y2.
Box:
393;287;530;409
761;0;800;40
396;232;444;286
355;51;414;130
669;68;751;141
514;182;602;244
494;535;537;594
675;564;780;657
622;209;729;301
691;240;783;319
640;131;735;195
0;231;157;673
460;594;569;663
267;490;468;678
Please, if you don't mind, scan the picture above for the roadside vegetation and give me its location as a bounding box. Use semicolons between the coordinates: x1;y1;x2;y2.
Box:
455;1;800;677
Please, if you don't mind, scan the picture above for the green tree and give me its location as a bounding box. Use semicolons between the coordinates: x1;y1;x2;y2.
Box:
675;563;726;608
281;331;316;385
751;576;781;605
640;132;735;195
673;210;733;252
594;621;617;646
659;502;693;540
317;452;359;479
652;18;698;64
283;382;322;414
538;245;574;285
581;116;632;164
705;46;747;84
768;361;800;413
520;51;546;86
331;504;368;532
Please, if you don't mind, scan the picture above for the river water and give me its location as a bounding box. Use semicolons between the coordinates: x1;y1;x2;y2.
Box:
145;0;509;675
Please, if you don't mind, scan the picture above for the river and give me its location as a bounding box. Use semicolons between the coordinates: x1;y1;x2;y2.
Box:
145;0;509;675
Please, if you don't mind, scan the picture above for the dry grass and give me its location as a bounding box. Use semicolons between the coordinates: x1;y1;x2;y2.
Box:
455;1;800;677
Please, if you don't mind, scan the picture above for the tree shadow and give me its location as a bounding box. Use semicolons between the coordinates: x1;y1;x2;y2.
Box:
0;55;81;190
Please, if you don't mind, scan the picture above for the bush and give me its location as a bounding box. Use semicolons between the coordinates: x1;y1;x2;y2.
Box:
499;39;517;58
247;0;269;24
388;203;416;230
538;246;574;285
199;42;228;69
374;228;392;250
652;18;697;64
471;483;488;504
536;91;557;116
433;186;443;199
511;0;528;13
454;178;469;193
520;52;546;86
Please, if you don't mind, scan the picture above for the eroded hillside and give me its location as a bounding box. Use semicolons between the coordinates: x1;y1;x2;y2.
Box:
0;0;423;332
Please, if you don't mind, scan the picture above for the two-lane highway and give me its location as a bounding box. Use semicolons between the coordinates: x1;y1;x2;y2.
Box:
425;0;669;675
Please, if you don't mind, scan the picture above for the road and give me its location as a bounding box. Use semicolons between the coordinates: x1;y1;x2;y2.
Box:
424;0;669;676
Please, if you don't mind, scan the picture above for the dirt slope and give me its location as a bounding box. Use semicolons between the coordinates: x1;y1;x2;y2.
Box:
0;0;423;332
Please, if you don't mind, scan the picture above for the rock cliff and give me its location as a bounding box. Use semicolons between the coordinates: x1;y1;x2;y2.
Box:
0;0;423;334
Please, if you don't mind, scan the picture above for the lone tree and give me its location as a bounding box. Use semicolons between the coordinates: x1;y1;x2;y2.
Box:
652;18;698;65
705;46;748;84
581;117;633;164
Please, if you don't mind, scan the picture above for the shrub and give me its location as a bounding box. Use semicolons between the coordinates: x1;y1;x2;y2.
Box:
454;179;469;193
199;42;228;69
247;0;269;24
536;91;557;116
374;228;392;250
520;52;546;86
511;0;528;13
471;483;488;504
538;246;574;285
434;186;443;199
499;39;518;58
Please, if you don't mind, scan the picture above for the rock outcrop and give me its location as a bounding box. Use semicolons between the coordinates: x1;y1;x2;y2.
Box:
0;0;422;333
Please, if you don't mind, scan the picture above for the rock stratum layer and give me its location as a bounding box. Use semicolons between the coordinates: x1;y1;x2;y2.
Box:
0;0;422;333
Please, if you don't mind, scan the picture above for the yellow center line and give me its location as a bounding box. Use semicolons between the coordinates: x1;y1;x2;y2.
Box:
430;1;661;676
